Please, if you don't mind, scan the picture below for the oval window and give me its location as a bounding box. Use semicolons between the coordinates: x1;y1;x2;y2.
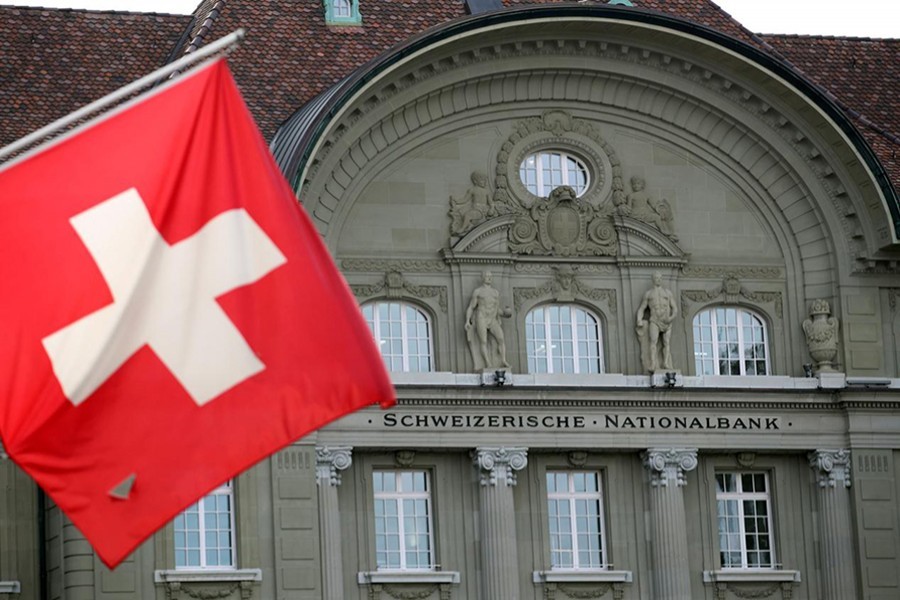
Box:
519;151;590;197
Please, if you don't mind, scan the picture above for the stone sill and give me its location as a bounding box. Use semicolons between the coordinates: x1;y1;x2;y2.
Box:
703;569;801;583
357;571;460;585
533;570;633;583
0;581;21;594
154;569;262;584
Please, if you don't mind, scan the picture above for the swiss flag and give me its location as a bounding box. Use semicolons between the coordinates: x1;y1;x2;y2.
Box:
0;59;394;567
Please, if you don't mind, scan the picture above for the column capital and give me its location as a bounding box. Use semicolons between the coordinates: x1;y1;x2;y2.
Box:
316;446;353;486
642;448;698;487
809;449;851;488
473;447;528;486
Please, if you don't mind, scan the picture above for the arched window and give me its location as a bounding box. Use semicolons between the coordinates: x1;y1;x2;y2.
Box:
693;307;769;375
526;305;603;374
362;301;433;372
332;0;351;18
519;151;590;197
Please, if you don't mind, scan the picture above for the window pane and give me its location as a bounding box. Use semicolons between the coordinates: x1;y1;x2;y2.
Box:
694;308;769;376
547;471;605;570
364;301;433;373
373;470;433;570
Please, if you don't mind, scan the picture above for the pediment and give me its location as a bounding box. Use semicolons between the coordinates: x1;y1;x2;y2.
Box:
614;215;685;258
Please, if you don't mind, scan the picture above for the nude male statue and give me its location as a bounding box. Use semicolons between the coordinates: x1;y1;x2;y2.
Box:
636;272;677;372
465;270;511;370
450;171;495;235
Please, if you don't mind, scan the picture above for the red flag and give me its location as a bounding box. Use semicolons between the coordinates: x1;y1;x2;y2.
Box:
0;59;395;567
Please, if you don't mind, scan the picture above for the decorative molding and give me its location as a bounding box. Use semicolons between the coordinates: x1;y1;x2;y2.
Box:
316;446;353;486
274;448;310;471
809;449;852;488
394;450;416;467
567;451;588;468
358;572;459;600
682;265;784;280
508;185;618;257
473;447;528;486
341;259;447;272
351;270;448;313
154;571;261;600
642;448;698;487
513;265;617;313
681;275;783;318
736;452;756;468
888;288;900;313
515;262;615;274
493;110;621;215
305;42;878;272
703;570;800;600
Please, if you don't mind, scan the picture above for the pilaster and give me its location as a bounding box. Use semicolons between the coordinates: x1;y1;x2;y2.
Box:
316;446;353;600
473;447;528;600
642;448;698;600
809;449;860;599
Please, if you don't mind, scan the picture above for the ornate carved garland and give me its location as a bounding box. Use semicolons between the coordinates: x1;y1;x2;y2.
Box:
512;265;617;314
351;270;448;313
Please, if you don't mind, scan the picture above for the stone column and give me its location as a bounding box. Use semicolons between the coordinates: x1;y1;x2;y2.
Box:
642;448;698;600
473;447;528;600
316;446;352;600
809;449;859;599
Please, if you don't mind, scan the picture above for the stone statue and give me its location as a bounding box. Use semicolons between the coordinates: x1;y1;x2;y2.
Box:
802;299;839;372
621;176;676;239
636;272;677;373
465;270;512;370
449;171;495;235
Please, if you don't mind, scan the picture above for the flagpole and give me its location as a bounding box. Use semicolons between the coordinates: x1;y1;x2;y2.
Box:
0;29;245;163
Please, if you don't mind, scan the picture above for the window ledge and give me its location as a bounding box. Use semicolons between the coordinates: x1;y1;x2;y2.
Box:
154;569;262;584
0;581;21;594
533;570;633;584
357;571;460;585
702;570;801;584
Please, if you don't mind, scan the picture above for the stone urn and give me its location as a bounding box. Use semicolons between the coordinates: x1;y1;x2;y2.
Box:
802;299;839;372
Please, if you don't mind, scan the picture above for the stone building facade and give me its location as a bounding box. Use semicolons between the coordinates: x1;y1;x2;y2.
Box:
1;2;899;600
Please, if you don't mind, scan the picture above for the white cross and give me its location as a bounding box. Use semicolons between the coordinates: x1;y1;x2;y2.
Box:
42;188;287;407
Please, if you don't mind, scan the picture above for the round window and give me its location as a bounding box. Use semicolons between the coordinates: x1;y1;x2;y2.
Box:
519;151;590;197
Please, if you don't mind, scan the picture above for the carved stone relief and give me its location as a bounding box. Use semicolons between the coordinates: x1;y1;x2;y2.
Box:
542;582;625;600
680;275;783;318
351;270;448;313
509;185;618;256
473;447;528;486
616;175;676;241
711;581;795;600
512;265;617;314
449;170;495;236
802;299;839;373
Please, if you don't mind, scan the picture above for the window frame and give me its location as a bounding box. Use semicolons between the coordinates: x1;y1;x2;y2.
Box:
372;469;436;572
546;470;608;570
692;306;770;376
174;481;236;570
324;0;361;25
525;304;604;375
519;150;591;197
715;471;776;570
362;300;435;373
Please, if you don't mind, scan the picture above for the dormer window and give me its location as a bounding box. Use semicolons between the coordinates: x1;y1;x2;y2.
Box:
325;0;361;25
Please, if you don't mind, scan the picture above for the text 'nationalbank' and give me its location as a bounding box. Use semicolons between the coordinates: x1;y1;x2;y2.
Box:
382;414;781;431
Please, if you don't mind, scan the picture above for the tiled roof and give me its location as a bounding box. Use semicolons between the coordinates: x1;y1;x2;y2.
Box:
1;1;896;195
0;6;190;147
759;34;900;195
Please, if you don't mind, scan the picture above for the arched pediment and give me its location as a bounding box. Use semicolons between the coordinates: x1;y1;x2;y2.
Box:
274;6;899;283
